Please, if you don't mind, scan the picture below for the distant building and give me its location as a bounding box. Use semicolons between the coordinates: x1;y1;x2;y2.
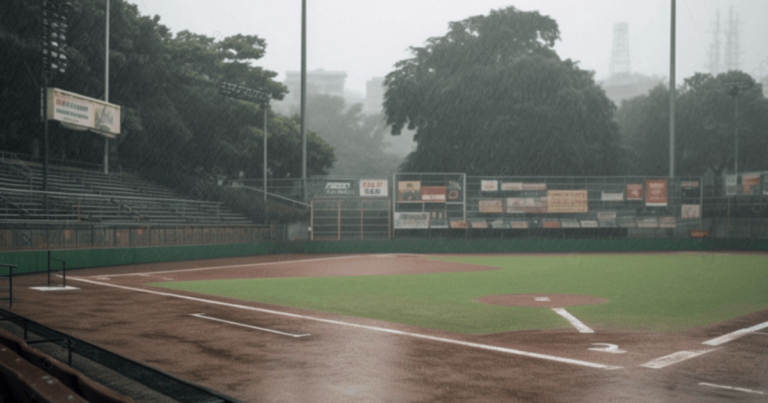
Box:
275;69;347;113
365;77;385;115
762;75;768;98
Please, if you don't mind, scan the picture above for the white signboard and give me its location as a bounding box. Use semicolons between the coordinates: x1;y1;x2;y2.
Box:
46;88;121;138
481;180;498;191
359;179;388;197
394;212;430;229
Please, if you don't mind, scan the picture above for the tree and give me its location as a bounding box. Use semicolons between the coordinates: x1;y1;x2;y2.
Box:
301;94;402;176
617;71;768;176
383;6;623;176
0;0;336;181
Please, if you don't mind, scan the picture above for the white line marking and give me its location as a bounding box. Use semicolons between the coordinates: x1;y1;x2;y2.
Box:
699;382;765;395
191;313;310;338
588;343;626;354
29;286;80;291
89;255;367;278
640;349;717;369
95;278;111;281
552;308;594;333
534;297;550;302
66;276;618;370
703;320;768;346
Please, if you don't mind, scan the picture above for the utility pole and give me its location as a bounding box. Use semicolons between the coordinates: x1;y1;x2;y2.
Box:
669;0;676;178
103;0;110;174
300;0;307;203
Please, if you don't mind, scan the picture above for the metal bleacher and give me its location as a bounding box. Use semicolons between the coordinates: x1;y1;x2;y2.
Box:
0;152;253;225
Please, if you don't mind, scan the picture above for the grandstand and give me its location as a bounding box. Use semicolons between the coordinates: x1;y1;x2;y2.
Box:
0;152;252;225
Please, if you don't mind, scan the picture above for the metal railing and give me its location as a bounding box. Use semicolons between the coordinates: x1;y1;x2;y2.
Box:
0;264;14;308
0;223;277;252
0;308;245;403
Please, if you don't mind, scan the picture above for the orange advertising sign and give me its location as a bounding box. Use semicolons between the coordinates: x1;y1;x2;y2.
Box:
546;190;588;213
645;179;668;206
627;184;643;200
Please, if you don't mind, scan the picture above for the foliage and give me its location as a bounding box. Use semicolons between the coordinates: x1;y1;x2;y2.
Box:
300;94;402;176
617;71;768;176
0;0;335;185
383;6;623;176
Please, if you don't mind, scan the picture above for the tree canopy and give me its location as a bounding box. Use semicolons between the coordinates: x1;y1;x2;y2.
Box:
383;6;623;176
0;0;335;181
617;71;768;176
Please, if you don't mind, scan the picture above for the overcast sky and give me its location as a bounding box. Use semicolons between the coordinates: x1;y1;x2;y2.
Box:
125;0;768;95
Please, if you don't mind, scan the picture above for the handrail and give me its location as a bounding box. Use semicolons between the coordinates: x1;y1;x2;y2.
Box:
0;151;34;189
0;194;30;217
240;185;310;208
0;186;225;206
0;264;15;308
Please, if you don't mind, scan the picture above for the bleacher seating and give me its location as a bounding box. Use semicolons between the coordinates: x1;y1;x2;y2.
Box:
0;154;253;225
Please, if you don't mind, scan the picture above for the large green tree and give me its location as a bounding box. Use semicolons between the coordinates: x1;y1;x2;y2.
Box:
0;0;335;181
383;6;623;176
617;71;768;176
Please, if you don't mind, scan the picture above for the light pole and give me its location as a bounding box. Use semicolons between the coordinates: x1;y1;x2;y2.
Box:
104;0;110;174
219;82;271;210
300;0;307;203
669;0;676;178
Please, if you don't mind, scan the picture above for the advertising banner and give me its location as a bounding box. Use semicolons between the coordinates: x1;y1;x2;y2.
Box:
636;217;659;228
449;220;468;229
742;174;760;195
359;179;388;197
645;179;668;206
597;211;617;220
470;220;489;229
580;220;599;228
429;211;449;229
398;181;422;202
506;196;547;214
547;190;588;213
617;217;637;227
318;180;356;197
626;184;643;201
421;186;447;202
659;216;677;228
501;182;523;191
601;191;624;201
725;175;738;196
523;183;547;191
681;204;701;219
481;180;498;192
46;88;121;138
394;212;429;229
479;199;503;213
509;220;529;229
561;219;581;228
490;219;505;229
447;181;463;202
542;219;561;229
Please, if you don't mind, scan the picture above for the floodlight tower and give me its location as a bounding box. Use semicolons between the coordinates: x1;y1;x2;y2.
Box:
609;23;631;79
707;10;721;75
724;7;741;72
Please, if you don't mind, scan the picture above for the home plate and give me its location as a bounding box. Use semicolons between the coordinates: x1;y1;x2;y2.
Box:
30;286;80;291
535;297;551;302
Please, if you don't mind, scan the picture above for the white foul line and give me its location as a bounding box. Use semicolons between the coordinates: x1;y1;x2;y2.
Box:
66;276;618;370
90;255;367;278
699;382;765;395
552;308;594;333
703;320;768;346
191;313;310;338
640;349;717;369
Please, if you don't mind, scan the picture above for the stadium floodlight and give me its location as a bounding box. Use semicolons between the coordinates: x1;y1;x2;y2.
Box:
219;82;272;210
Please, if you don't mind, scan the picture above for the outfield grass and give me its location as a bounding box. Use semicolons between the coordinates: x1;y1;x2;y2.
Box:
151;253;768;334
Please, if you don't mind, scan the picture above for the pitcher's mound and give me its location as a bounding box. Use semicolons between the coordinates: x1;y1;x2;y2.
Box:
476;294;607;308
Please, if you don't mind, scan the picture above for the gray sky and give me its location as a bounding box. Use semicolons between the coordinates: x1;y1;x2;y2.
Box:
126;0;768;94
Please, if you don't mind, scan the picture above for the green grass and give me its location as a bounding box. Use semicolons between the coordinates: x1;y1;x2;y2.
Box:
151;253;768;334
